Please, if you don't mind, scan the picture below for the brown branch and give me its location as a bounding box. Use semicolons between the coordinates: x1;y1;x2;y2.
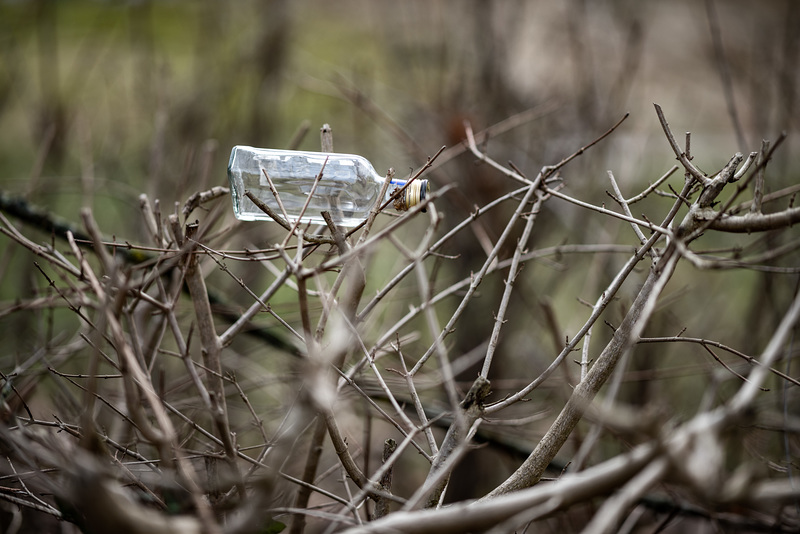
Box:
638;335;800;387
182;186;229;222
69;213;220;534
487;254;678;496
706;206;800;233
174;218;244;499
421;376;491;508
293;125;373;533
289;417;328;534
373;438;397;519
654;103;709;184
244;190;335;245
342;443;660;534
750;139;770;214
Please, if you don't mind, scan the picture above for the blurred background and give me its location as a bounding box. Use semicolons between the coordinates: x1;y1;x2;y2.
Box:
0;0;799;529
1;0;797;203
2;0;798;342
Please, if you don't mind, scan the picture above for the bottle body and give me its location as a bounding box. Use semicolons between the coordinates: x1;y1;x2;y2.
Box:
227;146;426;228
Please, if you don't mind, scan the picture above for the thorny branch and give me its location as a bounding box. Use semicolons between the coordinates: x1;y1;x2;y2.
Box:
2;104;800;534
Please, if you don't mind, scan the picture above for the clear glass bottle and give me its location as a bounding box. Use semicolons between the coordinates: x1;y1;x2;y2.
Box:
227;146;428;227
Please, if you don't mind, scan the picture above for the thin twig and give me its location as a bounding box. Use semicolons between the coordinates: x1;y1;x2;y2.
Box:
750;139;770;214
654;103;709;184
481;193;543;378
262;168;290;222
282;155;329;247
625;165;680;204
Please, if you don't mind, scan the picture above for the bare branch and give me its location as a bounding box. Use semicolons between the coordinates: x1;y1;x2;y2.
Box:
707;206;800;233
654;103;708;184
750;139;770;214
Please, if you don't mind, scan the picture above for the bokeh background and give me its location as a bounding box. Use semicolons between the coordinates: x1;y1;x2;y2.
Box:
2;0;798;349
0;0;799;531
1;0;797;201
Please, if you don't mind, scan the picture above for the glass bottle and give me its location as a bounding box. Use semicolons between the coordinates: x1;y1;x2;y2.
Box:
227;146;428;228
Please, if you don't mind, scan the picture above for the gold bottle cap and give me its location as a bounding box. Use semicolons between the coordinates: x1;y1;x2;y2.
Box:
394;179;430;212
